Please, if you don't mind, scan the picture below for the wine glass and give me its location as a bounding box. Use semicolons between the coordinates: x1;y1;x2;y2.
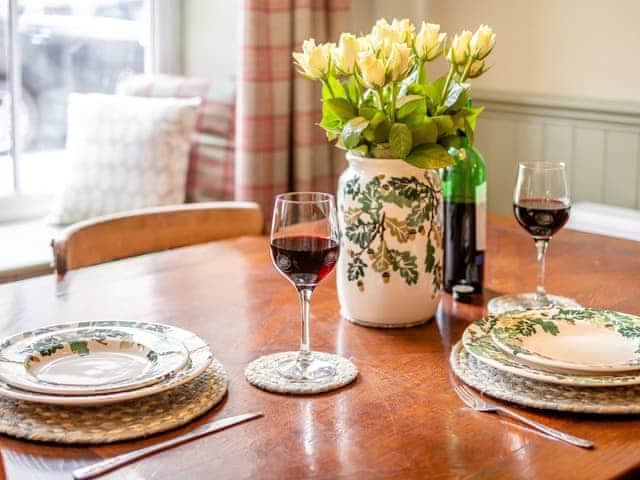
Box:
487;162;581;314
270;192;341;381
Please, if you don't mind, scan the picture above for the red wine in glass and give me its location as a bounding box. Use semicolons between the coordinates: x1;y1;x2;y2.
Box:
513;198;571;239
270;235;339;288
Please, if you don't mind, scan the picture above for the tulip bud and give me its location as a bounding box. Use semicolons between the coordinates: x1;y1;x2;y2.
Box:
448;30;472;66
332;33;359;74
470;24;496;60
414;22;446;61
357;51;386;88
292;39;332;80
390;18;415;45
386;42;412;81
467;59;486;78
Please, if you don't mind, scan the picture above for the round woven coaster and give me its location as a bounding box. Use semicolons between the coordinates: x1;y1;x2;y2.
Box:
245;352;358;395
450;342;640;414
0;359;228;444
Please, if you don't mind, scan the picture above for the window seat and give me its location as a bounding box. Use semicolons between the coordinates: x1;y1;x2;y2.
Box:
566;202;640;242
0;219;63;283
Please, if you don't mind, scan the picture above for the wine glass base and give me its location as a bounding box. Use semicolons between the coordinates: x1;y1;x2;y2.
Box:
487;293;582;316
245;351;358;395
278;357;336;381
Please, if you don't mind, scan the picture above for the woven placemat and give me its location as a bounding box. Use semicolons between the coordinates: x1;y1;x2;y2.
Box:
0;359;228;444
450;342;640;414
245;352;358;395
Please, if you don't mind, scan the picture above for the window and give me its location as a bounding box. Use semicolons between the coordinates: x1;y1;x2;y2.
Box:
0;0;158;221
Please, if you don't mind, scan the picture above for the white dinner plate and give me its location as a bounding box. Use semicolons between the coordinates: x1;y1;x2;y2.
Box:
490;308;640;373
0;324;189;395
0;321;212;406
463;316;640;387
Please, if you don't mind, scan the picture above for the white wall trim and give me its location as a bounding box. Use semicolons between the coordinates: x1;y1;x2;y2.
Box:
474;89;640;128
151;0;182;74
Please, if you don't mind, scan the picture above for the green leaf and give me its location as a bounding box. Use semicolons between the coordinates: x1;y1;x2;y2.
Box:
433;115;455;136
359;106;379;120
396;95;426;121
342;116;369;149
423;76;446;112
439;135;462;149
464;118;474;146
388;249;419;285
344;207;362;224
344;176;360;199
384;216;409;243
325;98;356;122
322;76;346;100
359;176;383;222
405;143;455;169
70;341;89;355
463;106;484;131
370;143;394;159
425;241;435;273
389;123;413;159
347;257;367;281
363;112;390;143
344;219;376;249
411;117;438;146
372;241;391;272
350;144;369;156
319;103;341;134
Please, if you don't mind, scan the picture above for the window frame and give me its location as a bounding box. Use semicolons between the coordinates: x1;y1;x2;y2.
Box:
0;0;181;223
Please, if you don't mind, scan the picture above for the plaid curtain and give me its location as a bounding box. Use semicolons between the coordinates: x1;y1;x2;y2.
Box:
236;0;351;227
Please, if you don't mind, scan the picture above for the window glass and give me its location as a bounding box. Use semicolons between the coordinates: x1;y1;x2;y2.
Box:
16;0;147;194
0;0;13;196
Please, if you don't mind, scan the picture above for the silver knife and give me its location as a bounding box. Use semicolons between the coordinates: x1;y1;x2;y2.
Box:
72;412;264;480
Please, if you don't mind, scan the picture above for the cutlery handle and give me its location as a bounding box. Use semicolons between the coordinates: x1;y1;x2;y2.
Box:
72;412;263;479
497;407;593;449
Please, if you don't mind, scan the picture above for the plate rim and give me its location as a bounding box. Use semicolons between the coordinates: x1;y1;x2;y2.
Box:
462;315;640;387
451;341;640;414
490;308;640;373
0;321;212;406
0;323;190;395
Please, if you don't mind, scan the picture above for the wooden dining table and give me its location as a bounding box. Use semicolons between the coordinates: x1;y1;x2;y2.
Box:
0;214;639;479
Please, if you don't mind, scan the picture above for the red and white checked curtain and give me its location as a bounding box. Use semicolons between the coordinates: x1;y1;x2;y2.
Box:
236;0;351;227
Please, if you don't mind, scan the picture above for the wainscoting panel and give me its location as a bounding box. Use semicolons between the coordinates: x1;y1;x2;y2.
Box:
473;90;640;216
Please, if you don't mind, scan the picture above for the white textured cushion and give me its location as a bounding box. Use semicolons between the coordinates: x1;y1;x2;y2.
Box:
48;93;199;225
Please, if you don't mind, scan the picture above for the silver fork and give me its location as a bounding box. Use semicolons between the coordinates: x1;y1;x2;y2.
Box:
454;384;594;449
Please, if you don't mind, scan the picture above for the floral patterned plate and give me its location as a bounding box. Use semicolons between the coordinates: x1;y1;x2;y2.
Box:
490;308;640;374
463;315;640;387
0;321;212;406
0;325;189;396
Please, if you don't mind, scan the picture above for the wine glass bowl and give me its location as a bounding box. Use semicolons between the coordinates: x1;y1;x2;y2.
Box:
269;192;341;381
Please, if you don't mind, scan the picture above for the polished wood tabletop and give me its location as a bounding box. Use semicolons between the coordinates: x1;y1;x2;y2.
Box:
0;215;639;480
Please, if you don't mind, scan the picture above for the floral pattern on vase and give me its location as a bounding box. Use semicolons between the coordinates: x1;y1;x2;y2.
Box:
337;153;443;327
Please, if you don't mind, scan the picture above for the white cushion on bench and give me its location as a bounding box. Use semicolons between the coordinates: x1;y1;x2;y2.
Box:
567;202;640;242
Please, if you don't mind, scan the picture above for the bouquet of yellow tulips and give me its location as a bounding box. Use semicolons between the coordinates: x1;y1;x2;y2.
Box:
293;19;496;168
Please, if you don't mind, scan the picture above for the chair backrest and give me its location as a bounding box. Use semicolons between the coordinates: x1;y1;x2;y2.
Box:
52;202;263;275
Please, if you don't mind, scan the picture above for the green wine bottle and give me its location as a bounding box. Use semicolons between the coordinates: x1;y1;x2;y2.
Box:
441;135;486;293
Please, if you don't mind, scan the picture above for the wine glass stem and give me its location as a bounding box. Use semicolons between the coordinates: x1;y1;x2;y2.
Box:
535;239;549;303
297;287;313;367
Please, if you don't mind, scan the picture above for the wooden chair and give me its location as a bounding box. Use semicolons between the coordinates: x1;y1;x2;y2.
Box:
51;202;263;275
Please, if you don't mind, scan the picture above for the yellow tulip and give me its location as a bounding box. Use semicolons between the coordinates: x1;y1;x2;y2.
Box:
415;22;446;61
292;39;332;79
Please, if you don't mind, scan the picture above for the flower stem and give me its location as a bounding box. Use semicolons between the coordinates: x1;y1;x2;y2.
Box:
390;81;397;123
458;56;474;84
417;58;427;84
440;64;456;108
322;78;335;98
